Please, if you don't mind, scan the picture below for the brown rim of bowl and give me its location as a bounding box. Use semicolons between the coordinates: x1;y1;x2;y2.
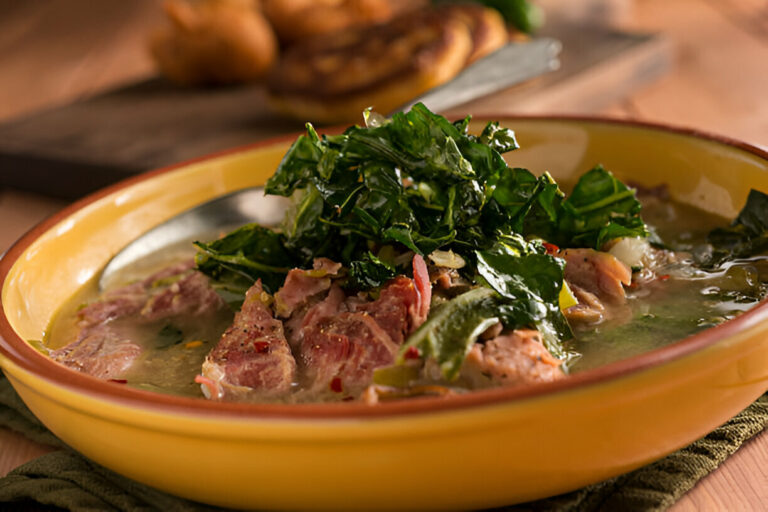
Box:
1;116;767;420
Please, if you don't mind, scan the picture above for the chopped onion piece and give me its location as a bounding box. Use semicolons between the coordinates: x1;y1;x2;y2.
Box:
608;237;650;269
428;249;466;269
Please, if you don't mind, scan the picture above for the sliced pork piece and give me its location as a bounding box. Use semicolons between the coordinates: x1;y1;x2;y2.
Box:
199;281;296;401
273;257;342;318
300;312;399;396
141;269;227;321
558;248;632;305
54;260;226;381
355;277;419;345
412;253;431;326
352;254;430;344
50;326;141;380
461;329;564;388
562;283;606;325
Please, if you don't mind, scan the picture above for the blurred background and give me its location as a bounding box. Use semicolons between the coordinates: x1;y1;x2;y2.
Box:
0;0;766;139
1;0;766;206
0;1;767;509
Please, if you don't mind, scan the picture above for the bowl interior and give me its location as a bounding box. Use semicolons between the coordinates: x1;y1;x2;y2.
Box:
2;117;767;396
2;117;767;510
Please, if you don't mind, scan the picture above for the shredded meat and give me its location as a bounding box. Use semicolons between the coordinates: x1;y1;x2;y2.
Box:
200;280;296;400
563;283;606;325
52;260;226;380
558;248;632;305
461;330;564;387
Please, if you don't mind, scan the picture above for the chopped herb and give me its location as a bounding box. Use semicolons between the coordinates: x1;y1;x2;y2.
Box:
156;324;184;349
706;189;768;266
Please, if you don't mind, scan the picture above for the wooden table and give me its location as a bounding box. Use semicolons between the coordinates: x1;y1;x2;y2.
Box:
0;0;766;510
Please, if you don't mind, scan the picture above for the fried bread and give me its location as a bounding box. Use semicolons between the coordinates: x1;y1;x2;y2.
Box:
267;7;475;123
150;0;278;86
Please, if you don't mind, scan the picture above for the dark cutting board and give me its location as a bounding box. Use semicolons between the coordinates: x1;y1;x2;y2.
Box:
0;24;671;200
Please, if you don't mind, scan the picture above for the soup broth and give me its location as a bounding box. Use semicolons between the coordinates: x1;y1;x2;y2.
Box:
45;196;768;399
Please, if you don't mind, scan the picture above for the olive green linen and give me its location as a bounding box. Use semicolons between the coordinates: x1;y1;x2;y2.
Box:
1;372;766;512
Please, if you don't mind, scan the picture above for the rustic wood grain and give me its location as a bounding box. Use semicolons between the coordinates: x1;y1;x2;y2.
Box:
0;25;671;199
603;0;768;146
0;428;55;477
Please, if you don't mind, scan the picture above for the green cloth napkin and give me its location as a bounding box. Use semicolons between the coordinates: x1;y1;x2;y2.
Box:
1;372;766;512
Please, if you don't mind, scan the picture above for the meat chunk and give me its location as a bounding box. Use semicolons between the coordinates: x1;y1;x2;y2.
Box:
50;326;141;380
200;281;296;401
562;283;606;325
53;260;226;380
273;257;342;318
300;312;399;396
352;254;431;344
461;330;564;387
558;248;632;305
355;277;419;345
296;263;429;397
141;269;227;321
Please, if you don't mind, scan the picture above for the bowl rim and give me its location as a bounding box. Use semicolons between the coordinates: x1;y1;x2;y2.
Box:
1;115;767;420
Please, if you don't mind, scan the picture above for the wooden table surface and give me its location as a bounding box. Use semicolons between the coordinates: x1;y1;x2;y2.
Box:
0;0;766;510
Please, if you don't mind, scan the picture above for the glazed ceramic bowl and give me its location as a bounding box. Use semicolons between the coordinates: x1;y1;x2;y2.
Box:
1;118;767;511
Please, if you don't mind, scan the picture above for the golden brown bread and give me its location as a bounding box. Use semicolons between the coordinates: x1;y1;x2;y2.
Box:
262;0;427;45
150;0;278;86
442;3;508;63
267;7;474;123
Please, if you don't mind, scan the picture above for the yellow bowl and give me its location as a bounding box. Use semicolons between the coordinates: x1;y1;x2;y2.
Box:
1;118;767;511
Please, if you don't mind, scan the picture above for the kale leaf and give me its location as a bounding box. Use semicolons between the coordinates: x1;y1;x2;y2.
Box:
557;165;648;249
194;224;295;295
706;189;768;265
399;235;574;380
399;287;505;380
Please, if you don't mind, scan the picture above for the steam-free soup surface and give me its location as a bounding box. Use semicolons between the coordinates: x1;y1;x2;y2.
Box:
45;197;768;398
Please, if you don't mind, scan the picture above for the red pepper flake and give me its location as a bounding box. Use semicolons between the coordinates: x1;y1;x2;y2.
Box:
253;341;270;354
658;274;671;281
109;379;127;384
403;346;421;360
330;376;343;393
543;242;559;255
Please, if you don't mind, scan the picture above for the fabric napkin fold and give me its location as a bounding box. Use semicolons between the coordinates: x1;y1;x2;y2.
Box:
1;372;766;512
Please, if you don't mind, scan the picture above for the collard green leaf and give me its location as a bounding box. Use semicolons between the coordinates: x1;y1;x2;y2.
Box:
348;252;397;290
265;125;324;197
707;189;768;266
475;237;573;360
399;287;504;380
558;165;648;249
194;224;294;295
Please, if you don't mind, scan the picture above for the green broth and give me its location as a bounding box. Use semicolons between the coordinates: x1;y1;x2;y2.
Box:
570;199;768;371
45;198;768;398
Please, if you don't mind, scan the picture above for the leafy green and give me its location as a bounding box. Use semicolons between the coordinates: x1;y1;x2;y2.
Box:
348;252;397;290
436;0;544;33
706;189;768;266
194;224;295;295
195;104;648;376
557;165;648;249
399;287;505;380
475;236;573;361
